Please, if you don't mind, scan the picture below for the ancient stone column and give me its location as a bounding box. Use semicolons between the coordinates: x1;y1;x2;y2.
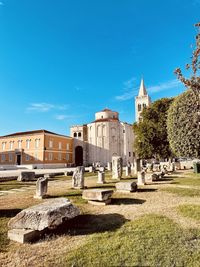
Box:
72;166;85;189
137;171;145;185
97;171;105;184
112;156;123;179
107;162;112;171
34;177;48;199
125;166;131;177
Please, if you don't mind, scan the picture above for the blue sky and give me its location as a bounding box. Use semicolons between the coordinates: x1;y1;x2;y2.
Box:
0;0;199;136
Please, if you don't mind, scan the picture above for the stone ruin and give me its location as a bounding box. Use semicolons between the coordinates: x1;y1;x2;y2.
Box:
97;171;105;184
8;198;80;243
82;189;113;205
18;171;35;182
112;156;123;179
72;166;85;189
34;177;48;199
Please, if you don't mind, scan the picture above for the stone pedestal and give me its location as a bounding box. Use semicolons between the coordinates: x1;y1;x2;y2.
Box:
97;171;105;184
107;162;112;171
125;166;131;177
88;166;94;173
18;172;35;182
34;177;48;199
72;166;85;189
115;181;137;193
112;156;123;179
8;229;41;244
82;189;113;205
137;171;145;185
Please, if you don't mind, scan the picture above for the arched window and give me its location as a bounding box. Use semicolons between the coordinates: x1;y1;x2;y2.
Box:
78;132;81;137
143;103;146;109
138;104;142;111
74;132;77;137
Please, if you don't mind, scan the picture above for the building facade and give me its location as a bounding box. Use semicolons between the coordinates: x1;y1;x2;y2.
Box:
0;130;73;167
70;109;134;166
135;79;151;122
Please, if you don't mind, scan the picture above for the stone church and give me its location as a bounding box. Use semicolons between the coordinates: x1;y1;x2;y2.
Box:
70;79;151;166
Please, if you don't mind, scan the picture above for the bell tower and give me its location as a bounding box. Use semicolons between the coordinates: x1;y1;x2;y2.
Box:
135;79;151;122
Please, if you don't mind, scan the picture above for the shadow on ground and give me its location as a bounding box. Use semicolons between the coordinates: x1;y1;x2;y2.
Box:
42;213;128;239
137;188;157;192
0;209;22;218
111;198;146;205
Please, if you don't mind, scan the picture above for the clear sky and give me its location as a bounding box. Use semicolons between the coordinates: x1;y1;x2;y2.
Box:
0;0;199;136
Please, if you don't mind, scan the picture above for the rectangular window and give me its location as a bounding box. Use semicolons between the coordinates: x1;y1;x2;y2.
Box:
58;142;62;150
1;154;5;162
25;154;30;161
26;140;30;149
49;140;53;148
129;152;131;157
66;153;69;161
10;141;14;150
9;153;13;162
66;143;69;150
58;153;62;160
18;140;22;149
49;152;53;161
2;142;6;151
35;139;40;148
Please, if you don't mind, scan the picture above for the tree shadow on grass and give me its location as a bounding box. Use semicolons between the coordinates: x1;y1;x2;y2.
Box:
42;213;128;239
0;209;22;218
111;198;146;205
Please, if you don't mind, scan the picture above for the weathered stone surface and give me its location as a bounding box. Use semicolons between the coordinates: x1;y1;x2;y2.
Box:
137;171;145;185
107;162;112;171
125;166;131;177
72;166;85;189
8;198;80;231
8;229;41;244
18;172;35;182
82;189;113;201
34;177;48;199
115;181;137;192
112;156;123;179
88;166;95;173
97;171;105;184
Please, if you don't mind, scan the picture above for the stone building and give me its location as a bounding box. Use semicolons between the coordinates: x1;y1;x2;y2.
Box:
70;109;134;166
0;130;73;168
135;79;151;122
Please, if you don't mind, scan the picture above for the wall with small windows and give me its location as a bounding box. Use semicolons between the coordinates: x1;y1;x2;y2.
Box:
0;130;73;167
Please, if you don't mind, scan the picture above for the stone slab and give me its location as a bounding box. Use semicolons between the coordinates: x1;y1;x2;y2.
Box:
115;181;137;192
88;199;111;206
82;189;113;201
8;229;41;244
8;198;80;231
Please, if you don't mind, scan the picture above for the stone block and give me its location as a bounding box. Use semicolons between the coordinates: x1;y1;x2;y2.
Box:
82;189;113;202
8;198;80;231
34;177;48;199
8;229;40;244
137;171;145;185
97;171;105;184
88;199;111;206
18;172;35;182
112;156;123;179
72;166;85;189
115;181;137;192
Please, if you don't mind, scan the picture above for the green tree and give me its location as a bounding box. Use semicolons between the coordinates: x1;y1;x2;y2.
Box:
167;22;200;158
167;90;199;158
133;98;173;160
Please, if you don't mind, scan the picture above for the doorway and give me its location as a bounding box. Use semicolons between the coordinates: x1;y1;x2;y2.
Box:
16;154;21;165
75;146;83;166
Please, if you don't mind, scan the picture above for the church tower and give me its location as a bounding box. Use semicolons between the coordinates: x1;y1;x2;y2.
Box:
135;79;151;122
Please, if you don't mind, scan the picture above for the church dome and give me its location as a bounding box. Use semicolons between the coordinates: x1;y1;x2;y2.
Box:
94;108;119;122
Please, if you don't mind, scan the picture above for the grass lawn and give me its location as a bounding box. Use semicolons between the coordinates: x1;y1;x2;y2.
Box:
65;214;200;267
171;173;200;186
161;187;200;197
0;180;35;191
178;204;200;221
